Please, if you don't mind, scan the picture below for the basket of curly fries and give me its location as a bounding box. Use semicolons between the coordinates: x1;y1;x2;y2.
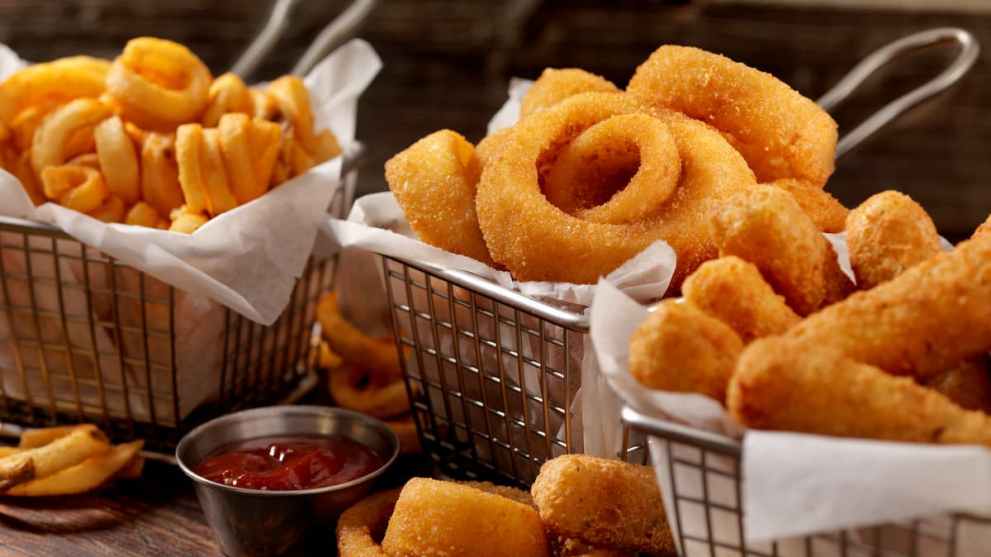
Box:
0;36;380;450
326;27;978;498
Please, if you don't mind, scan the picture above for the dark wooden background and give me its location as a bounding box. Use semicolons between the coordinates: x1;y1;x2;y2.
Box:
0;0;988;239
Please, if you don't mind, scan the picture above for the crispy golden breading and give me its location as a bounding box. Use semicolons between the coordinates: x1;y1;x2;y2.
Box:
629;300;743;402
385;130;493;265
520;68;619;117
337;488;399;557
729;337;991;446
712;185;846;316
846;191;941;290
784;233;991;379
925;358;991;414
531;455;674;556
767;178;848;233
682;256;800;343
382;478;549;557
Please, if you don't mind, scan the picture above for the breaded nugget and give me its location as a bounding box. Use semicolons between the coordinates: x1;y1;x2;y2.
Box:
382;478;549;557
729;337;991;446
531;455;674;556
925;358;991;413
768;178;848;233
682;256;800;343
629;300;743;402
785;233;991;379
846;190;941;290
711;185;843;315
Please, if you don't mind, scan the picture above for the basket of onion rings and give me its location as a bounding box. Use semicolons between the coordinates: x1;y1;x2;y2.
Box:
327;27;979;494
0;35;381;451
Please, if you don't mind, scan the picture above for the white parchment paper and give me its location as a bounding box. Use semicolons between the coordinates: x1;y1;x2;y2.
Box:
0;39;381;421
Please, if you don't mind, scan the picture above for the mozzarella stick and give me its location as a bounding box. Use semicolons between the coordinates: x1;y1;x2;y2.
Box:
785;233;991;379
628;300;743;402
846;191;941;290
682;256;799;343
531;455;674;556
729;337;991;446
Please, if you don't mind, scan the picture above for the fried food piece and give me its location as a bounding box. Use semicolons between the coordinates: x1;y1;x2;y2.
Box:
329;363;411;419
712;185;844;315
682;256;800;343
202;72;253;127
266;75;319;152
729;337;991;446
543;113;681;224
6;440;143;496
386;416;421;455
0;55;109;125
629;300;743;402
531;455;674;556
19;424;88;448
476;93;754;286
42;165;109;213
785;233;991;379
140;132;185;217
846;190;941;290
217;113;260;204
0;425;109;491
821;242;857;306
318;293;403;385
382;478;550;557
385;130;493;265
520;68;619;117
337;488;400;557
9;149;44;205
31;98;111;176
461;480;533;506
169;205;208;234
924;358;991;413
125;201;168;228
94;115;140;204
628;45;837;190
768;178;848;233
250;119;282;190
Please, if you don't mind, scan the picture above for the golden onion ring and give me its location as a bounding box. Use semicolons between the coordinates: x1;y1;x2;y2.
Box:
106;37;211;130
337;489;400;557
31;98;110;176
94;116;140;204
202;73;253;127
520;67;619;117
329;364;411;420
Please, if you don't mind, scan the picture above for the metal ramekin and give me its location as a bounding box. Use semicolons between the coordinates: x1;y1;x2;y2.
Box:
176;406;399;557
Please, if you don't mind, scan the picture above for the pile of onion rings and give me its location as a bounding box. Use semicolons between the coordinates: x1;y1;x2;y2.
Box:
386;46;844;288
0;36;342;233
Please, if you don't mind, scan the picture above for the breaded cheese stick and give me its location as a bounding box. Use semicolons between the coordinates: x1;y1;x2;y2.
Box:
531;455;674;556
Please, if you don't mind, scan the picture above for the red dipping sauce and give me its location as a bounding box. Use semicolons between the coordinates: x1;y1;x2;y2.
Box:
194;435;383;491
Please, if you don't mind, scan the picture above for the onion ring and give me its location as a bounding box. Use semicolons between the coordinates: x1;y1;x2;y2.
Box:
125;201;167;228
520;68;619;117
201;72;252;127
381;478;550;557
31;98;111;176
140;132;184;216
217;113;260;204
266;76;317;152
42;165;108;213
94;115;140;204
168;206;208;234
475;93;755;285
542;113;681;224
200;129;238;215
329;363;410;419
317;293;403;386
768;178;848;233
87;194;125;223
337;488;400;557
845;190;941;290
106;37;211;130
385;130;493;264
627;45;837;189
0;56;109;125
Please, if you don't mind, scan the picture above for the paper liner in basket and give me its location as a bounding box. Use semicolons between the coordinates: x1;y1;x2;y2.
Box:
590;236;991;556
0;39;381;422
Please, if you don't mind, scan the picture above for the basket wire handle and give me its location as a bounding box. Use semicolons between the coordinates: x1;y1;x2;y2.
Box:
231;0;378;79
818;27;979;159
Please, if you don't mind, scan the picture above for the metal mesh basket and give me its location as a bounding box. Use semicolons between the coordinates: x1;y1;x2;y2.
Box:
622;407;991;557
0;161;357;453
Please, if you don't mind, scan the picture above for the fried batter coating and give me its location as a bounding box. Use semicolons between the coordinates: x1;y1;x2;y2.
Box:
729;337;991;446
531;455;674;556
712;185;846;315
682;256;800;343
520;68;619;117
924;358;991;414
785;233;991;379
629;300;743;402
846;190;941;290
476;93;754;285
385;130;493;265
382;478;549;557
628;45;837;189
337;488;399;557
768;178;848;233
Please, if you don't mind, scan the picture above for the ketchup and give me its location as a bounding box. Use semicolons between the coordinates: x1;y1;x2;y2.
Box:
194;435;383;491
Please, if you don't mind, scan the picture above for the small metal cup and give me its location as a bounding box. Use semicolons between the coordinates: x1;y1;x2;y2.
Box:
176;405;399;557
